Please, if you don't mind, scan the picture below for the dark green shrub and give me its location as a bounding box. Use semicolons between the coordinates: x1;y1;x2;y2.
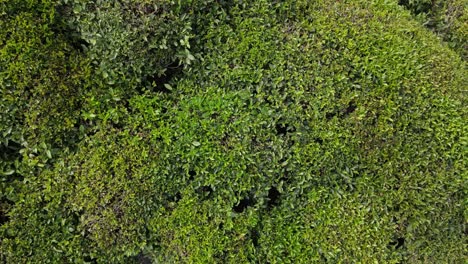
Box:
398;0;434;14
55;0;224;130
0;0;92;229
61;0;196;89
0;0;94;150
398;0;468;59
1;0;466;263
435;0;467;59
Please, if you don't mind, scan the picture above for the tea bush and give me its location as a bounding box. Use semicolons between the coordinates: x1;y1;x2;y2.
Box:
0;0;92;228
398;0;468;59
1;0;467;263
0;0;218;218
60;0;206;89
0;0;90;148
433;0;467;59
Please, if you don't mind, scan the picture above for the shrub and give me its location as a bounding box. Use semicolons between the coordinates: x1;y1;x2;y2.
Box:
436;0;467;59
398;0;468;59
1;0;466;263
0;0;92;233
0;0;90;147
60;0;197;89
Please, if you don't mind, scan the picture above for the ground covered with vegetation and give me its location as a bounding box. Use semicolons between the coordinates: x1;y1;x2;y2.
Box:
1;0;467;263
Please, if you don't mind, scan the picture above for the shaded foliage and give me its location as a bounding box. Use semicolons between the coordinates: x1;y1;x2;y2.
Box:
398;0;467;59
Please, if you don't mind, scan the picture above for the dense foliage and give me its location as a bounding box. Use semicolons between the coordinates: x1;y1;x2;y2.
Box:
398;0;468;59
1;0;467;263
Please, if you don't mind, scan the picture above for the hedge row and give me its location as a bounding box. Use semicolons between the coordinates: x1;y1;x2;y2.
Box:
1;0;467;263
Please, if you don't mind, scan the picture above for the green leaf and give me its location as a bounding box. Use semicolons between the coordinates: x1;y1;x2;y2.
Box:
2;170;15;176
46;150;52;159
164;83;173;91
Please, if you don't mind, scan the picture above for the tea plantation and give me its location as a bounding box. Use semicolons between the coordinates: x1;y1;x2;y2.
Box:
1;0;467;263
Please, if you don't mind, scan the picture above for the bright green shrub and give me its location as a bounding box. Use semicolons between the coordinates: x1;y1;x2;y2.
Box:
1;0;467;263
